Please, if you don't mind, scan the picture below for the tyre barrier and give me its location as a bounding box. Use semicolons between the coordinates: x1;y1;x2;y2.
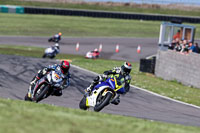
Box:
23;6;200;23
139;57;156;74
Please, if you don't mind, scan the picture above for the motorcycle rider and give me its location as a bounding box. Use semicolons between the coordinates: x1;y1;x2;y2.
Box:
86;62;132;105
55;32;62;41
51;43;60;55
43;43;60;59
28;60;71;98
49;32;62;42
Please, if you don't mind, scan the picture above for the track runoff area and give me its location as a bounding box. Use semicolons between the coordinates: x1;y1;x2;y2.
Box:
0;54;200;127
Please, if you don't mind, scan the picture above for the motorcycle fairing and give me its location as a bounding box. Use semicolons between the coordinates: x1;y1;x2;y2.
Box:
94;78;126;94
86;85;110;107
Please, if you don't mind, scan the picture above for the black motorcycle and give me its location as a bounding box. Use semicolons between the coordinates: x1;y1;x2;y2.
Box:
48;36;60;43
25;70;69;102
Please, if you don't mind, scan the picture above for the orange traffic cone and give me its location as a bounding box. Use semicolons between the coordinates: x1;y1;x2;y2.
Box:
99;44;102;52
116;44;119;53
76;42;79;51
137;45;141;53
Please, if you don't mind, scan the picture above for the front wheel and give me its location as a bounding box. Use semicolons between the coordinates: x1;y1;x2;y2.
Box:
34;85;49;102
79;96;88;110
94;92;113;112
24;93;32;101
42;54;46;58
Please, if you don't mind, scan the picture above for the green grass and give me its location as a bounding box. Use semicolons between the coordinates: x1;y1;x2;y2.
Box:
1;45;200;107
0;98;200;133
0;13;161;37
1;0;200;17
0;13;199;38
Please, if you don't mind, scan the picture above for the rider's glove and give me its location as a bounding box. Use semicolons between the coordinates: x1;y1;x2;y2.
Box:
102;74;108;79
42;68;49;75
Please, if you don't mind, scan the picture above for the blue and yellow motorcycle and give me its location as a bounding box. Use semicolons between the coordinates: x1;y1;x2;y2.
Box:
79;77;126;112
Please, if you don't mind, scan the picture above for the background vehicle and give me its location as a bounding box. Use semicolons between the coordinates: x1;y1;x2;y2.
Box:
42;43;60;59
85;48;100;59
24;70;69;102
48;36;60;43
79;77;124;112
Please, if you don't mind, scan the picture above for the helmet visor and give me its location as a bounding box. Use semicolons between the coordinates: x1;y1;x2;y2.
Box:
124;67;131;74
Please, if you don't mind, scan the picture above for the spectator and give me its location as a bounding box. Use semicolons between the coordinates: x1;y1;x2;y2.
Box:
181;40;189;53
194;43;200;53
169;39;178;50
173;30;181;40
189;42;200;54
174;42;182;52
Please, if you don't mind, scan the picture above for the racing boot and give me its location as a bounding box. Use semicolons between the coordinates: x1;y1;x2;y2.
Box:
111;94;120;105
52;90;62;96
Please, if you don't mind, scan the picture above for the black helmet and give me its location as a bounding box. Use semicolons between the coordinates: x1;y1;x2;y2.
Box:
121;62;132;75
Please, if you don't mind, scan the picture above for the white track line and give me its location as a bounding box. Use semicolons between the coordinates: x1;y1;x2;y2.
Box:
71;64;200;110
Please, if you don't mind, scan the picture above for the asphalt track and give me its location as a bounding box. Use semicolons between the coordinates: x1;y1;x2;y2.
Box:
0;36;158;62
1;54;200;127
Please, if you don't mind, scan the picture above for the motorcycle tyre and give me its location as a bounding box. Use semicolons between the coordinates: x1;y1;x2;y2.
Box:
24;93;32;101
48;38;52;42
34;85;49;103
79;96;88;110
42;54;46;58
94;92;113;112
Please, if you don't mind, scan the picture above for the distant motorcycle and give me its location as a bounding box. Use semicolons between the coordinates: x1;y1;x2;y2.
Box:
85;48;100;59
48;34;61;43
24;70;69;102
79;77;124;112
42;43;60;59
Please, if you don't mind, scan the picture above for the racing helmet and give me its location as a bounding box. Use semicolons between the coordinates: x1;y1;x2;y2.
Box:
60;60;70;74
55;43;60;49
94;48;98;52
55;43;59;47
58;32;62;36
121;62;132;75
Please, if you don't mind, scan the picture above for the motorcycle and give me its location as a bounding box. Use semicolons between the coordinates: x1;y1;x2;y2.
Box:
24;70;69;102
85;50;100;59
48;37;60;43
42;44;60;59
79;77;125;112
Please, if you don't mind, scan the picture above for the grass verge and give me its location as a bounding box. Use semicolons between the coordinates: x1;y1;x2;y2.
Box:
0;13;161;37
0;45;200;106
0;13;199;38
1;98;200;133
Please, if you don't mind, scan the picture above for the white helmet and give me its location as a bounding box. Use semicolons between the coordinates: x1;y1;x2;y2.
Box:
94;48;98;52
55;43;59;47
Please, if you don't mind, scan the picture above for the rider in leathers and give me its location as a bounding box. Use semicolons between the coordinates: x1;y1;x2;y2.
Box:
28;60;71;99
86;62;132;105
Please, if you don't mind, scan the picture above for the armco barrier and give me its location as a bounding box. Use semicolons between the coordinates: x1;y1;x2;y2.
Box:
0;5;24;14
24;6;200;23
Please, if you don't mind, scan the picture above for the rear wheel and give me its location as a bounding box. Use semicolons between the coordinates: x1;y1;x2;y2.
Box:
48;38;52;42
94;92;113;112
